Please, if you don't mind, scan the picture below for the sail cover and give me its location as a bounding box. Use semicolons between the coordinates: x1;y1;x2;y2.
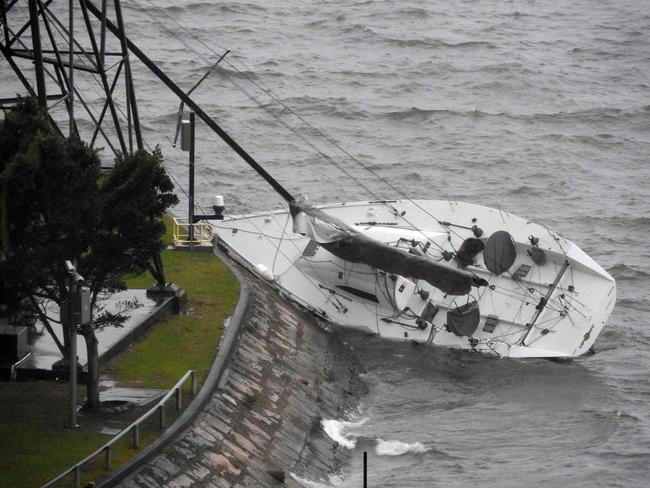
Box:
290;202;486;295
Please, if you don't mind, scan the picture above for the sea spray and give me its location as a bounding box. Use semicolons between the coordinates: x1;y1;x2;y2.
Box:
375;439;430;456
321;418;369;449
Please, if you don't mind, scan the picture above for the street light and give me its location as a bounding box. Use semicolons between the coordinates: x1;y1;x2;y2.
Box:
61;260;90;428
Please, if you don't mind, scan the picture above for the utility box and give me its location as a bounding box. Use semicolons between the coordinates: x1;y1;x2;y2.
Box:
0;325;28;362
60;287;91;325
180;119;192;151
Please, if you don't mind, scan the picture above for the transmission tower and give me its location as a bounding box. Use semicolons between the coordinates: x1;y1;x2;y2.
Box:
0;0;170;284
0;0;143;156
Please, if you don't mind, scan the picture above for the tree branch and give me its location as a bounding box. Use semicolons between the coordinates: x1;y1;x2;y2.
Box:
28;294;66;355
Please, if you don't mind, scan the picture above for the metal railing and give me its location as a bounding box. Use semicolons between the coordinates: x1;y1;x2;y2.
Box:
10;351;32;381
41;369;197;488
172;217;213;246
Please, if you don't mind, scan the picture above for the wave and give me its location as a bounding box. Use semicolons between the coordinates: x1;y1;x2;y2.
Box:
398;7;430;18
321;418;368;449
289;473;332;488
376;438;429;456
582;408;642;423
625;216;650;230
164;2;267;15
510;185;543;196
212;65;258;81
383;107;498;122
381;105;650;124
385;37;496;50
259;95;370;121
305;19;329;28
606;263;650;281
616;298;650;312
337;23;495;50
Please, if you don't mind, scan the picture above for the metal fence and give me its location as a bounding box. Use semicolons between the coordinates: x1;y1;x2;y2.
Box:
41;369;197;488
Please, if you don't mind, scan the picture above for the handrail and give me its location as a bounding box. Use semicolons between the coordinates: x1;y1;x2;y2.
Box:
10;352;32;381
41;369;197;488
172;217;213;246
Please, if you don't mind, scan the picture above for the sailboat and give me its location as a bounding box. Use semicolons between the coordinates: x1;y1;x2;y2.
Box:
211;194;616;359
136;15;616;360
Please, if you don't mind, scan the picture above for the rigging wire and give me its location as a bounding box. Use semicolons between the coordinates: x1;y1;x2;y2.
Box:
128;2;490;277
82;2;590;353
133;0;470;229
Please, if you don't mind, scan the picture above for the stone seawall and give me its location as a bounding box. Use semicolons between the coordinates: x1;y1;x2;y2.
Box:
118;270;365;487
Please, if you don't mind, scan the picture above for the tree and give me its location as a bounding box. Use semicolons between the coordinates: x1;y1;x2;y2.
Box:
0;99;178;410
80;148;178;408
0;98;97;351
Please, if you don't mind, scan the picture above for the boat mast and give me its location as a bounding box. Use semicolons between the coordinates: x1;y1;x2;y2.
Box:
519;260;570;346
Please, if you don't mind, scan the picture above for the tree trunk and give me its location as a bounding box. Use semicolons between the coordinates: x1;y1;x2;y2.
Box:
82;324;100;411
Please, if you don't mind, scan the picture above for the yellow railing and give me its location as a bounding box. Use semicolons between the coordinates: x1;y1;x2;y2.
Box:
172;217;213;246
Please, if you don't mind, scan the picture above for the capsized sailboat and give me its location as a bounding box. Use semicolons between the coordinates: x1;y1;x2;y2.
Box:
150;28;615;359
212;197;615;359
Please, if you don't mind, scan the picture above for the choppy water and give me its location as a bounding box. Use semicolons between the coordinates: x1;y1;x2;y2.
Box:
3;0;650;486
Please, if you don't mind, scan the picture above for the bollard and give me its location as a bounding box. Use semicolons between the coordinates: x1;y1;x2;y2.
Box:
176;387;182;411
132;424;140;449
191;370;197;396
105;445;112;470
159;404;166;428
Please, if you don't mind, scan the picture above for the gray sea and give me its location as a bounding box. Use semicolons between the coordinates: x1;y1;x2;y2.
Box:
3;0;650;486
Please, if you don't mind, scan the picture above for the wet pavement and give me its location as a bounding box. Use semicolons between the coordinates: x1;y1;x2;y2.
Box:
16;290;162;372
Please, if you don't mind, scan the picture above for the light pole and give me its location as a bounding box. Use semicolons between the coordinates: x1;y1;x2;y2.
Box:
62;260;90;428
180;111;196;246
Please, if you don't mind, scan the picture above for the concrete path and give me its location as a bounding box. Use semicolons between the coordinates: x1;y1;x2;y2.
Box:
118;272;364;487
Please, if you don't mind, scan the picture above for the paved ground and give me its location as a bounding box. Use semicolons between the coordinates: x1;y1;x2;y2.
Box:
14;290;161;371
118;272;365;488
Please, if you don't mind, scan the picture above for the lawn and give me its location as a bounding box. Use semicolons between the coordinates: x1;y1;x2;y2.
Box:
117;248;240;387
0;216;240;487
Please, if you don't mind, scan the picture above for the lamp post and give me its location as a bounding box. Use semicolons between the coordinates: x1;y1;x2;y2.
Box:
179;110;226;248
62;260;90;428
180;111;195;245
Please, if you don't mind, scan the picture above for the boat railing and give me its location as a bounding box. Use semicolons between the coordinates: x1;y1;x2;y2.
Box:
40;369;197;488
172;217;213;246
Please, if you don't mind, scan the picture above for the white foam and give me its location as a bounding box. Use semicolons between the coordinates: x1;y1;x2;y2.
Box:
321;418;368;449
375;438;429;456
289;473;332;488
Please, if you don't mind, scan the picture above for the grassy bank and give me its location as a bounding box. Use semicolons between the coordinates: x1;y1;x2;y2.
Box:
117;248;239;387
0;217;239;487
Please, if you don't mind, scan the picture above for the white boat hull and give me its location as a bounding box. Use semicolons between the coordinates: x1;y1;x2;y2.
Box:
212;200;616;359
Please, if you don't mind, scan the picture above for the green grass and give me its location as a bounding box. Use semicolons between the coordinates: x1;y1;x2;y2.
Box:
117;249;240;387
0;382;108;487
0;215;240;487
161;213;174;246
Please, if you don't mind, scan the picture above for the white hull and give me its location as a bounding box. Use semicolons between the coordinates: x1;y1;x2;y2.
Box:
212;200;615;358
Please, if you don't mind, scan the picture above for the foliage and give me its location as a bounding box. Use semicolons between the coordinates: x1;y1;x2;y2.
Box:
0;99;98;318
0;244;239;487
0;97;51;170
0;99;179;409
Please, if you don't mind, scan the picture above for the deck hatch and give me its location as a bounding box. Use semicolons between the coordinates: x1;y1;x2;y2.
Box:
302;240;319;257
483;315;499;333
512;264;532;280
